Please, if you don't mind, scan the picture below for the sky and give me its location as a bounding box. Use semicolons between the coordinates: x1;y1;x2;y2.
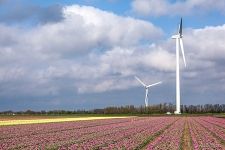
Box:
0;0;225;111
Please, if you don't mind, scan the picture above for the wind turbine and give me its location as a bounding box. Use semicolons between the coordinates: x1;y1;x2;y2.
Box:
135;76;162;107
171;18;186;114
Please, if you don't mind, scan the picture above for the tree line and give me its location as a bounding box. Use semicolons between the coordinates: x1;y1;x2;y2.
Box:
1;103;225;115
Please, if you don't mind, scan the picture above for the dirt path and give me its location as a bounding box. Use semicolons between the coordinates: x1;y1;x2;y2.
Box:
181;118;193;150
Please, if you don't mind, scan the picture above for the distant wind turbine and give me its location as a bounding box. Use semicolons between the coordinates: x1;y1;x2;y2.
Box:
135;76;162;107
171;18;187;114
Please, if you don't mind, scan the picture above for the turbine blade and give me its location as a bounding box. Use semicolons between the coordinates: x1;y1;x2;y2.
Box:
179;18;182;36
179;38;186;67
147;81;162;88
135;76;146;87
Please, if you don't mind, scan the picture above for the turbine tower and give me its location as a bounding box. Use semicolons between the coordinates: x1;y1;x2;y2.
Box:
171;18;186;114
135;76;162;107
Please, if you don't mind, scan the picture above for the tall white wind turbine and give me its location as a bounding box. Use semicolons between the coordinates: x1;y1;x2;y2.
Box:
135;76;162;107
171;18;186;114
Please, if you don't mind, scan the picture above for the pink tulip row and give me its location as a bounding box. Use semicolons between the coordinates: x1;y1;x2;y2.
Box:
0;118;131;140
200;116;225;129
0;117;175;149
188;117;225;150
195;117;225;142
64;117;178;149
0;118;138;149
0;116;225;150
146;117;185;150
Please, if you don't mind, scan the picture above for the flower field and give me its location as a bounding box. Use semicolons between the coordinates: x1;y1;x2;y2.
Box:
0;116;225;149
0;116;130;126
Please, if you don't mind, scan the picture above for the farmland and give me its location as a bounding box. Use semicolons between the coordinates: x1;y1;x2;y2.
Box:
0;115;130;126
0;116;225;149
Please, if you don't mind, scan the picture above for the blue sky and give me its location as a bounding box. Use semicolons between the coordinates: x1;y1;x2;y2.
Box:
0;0;225;111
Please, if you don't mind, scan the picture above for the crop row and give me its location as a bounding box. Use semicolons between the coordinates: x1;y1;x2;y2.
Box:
0;117;133;139
0;117;141;149
188;117;225;150
0;116;225;149
63;117;177;149
146;117;185;149
0;117;176;149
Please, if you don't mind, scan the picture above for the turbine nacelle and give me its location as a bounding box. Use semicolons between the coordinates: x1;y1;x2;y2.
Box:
171;34;180;39
172;18;183;38
171;18;186;68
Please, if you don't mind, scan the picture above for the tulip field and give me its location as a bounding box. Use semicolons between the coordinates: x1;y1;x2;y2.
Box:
0;116;225;149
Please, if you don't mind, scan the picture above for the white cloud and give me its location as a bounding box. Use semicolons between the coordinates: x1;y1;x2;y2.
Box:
0;4;225;108
79;24;225;93
74;44;176;93
132;0;168;16
0;4;164;96
131;0;225;16
184;25;225;60
26;5;163;56
141;46;175;72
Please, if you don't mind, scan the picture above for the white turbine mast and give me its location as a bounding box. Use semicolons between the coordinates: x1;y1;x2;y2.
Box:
135;76;162;107
171;18;187;114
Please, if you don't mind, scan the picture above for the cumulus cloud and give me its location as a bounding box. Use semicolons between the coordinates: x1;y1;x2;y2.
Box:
131;0;225;16
75;23;225;95
0;5;163;97
0;4;225;110
75;45;175;93
15;5;163;59
184;25;225;60
179;25;225;95
62;5;163;47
